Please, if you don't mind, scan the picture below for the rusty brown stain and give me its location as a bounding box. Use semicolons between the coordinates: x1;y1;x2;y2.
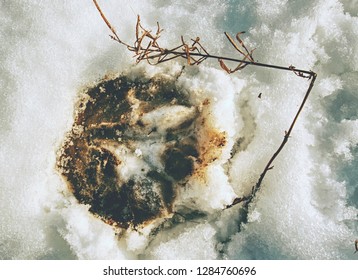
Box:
192;110;227;183
56;73;228;230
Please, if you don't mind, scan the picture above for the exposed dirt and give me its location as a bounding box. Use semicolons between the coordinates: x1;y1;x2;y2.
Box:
57;73;227;229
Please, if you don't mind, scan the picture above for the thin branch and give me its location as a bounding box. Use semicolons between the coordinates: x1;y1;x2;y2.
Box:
226;72;317;210
92;0;133;49
92;0;317;217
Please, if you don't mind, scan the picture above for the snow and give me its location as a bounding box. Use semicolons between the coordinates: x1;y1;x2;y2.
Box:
0;0;357;259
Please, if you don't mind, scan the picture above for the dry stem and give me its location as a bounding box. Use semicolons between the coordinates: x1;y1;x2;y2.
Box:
92;0;317;214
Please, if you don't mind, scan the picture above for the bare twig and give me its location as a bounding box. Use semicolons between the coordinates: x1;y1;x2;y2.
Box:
92;0;317;216
229;72;317;210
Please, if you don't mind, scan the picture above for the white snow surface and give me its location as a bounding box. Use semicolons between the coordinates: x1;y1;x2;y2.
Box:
0;0;357;259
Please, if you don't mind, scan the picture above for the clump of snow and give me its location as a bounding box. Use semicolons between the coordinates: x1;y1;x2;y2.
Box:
148;223;218;260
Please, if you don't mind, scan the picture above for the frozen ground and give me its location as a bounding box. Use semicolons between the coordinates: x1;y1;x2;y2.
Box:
0;0;357;259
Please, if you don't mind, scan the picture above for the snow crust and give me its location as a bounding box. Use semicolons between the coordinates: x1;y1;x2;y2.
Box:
0;0;357;259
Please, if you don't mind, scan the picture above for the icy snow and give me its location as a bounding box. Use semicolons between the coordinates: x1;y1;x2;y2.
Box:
0;0;357;259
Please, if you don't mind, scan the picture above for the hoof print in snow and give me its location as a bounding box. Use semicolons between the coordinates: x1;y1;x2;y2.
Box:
57;73;227;229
